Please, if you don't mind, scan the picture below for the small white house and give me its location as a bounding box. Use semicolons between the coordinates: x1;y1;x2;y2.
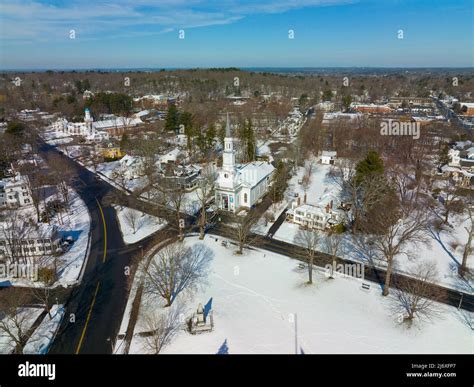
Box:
320;151;337;165
159;148;182;165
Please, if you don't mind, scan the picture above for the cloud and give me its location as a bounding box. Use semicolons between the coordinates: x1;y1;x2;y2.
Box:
0;0;354;43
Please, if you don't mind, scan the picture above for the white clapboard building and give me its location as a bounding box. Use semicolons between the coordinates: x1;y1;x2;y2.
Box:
215;114;275;213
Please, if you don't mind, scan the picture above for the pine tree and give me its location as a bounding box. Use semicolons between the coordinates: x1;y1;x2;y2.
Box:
205;124;216;151
165;104;178;132
355;150;384;185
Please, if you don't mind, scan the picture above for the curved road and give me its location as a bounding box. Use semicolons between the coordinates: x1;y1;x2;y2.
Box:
38;140;172;354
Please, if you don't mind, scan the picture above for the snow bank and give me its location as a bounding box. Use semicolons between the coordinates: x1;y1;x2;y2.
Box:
23;305;65;354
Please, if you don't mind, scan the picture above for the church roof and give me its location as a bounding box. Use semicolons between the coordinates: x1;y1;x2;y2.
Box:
236;161;275;187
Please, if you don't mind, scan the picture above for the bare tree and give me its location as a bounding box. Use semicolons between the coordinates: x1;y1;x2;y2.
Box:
123;208;140;235
145;242;213;307
0;290;36;354
142;305;182;354
329;161;389;232
441;178;463;224
30;285;54;318
196;165;217;240
324;231;343;279
25;172;46;223
294;228;320;284
48;153;72;210
0;210;32;265
112;167;128;190
156;178;187;241
301;161;313;204
232;211;259;255
368;201;429;296
390;261;445;326
460;204;473;276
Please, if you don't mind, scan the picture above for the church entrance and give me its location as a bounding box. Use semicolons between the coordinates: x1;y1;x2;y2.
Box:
222;195;229;210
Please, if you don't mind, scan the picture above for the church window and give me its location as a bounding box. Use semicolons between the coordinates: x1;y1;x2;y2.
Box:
244;193;248;203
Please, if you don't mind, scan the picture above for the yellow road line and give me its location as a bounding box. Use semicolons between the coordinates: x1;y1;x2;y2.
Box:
75;281;101;354
95;198;108;263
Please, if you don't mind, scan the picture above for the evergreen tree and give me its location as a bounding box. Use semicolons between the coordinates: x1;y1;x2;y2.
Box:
246;119;256;162
120;133;130;151
355;150;384;185
206;124;216;150
179;111;194;151
342;95;352;111
322;89;333;102
6;122;24;136
165;104;178;132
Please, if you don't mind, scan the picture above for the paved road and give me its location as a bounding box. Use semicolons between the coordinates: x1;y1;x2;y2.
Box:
21;136;473;354
266;208;288;238
36;140;174;354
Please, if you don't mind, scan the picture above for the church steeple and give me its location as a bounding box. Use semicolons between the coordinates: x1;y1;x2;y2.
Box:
225;112;231;137
223;113;235;172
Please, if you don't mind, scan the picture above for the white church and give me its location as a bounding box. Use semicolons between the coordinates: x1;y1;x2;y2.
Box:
51;108;143;140
215;114;275;213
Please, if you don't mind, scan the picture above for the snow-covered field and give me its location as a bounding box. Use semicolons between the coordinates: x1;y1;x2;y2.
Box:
114;205;167;244
128;236;471;354
0;307;44;354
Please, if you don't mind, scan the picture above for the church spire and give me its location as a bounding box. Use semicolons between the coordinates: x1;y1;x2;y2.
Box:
225;112;232;137
223;112;235;171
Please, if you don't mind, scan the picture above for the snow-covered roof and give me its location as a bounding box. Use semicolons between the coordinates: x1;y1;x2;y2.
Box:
120;155;143;167
236;161;275;187
159;148;181;163
93;117;142;130
321;151;337;158
135;110;150;118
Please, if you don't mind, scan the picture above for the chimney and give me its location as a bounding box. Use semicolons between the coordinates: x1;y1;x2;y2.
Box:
304;192;307;204
297;196;301;206
326;204;330;213
330;200;333;209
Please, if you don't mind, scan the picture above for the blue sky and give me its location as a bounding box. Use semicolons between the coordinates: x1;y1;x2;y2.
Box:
0;0;472;69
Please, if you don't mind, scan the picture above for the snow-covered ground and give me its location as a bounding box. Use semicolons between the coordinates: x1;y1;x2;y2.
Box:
95;161;148;193
0;186;91;288
286;161;340;207
23;305;65;354
114;205;167;244
252;200;288;235
0;307;44;354
274;159;473;292
128;236;471;354
345;213;473;293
